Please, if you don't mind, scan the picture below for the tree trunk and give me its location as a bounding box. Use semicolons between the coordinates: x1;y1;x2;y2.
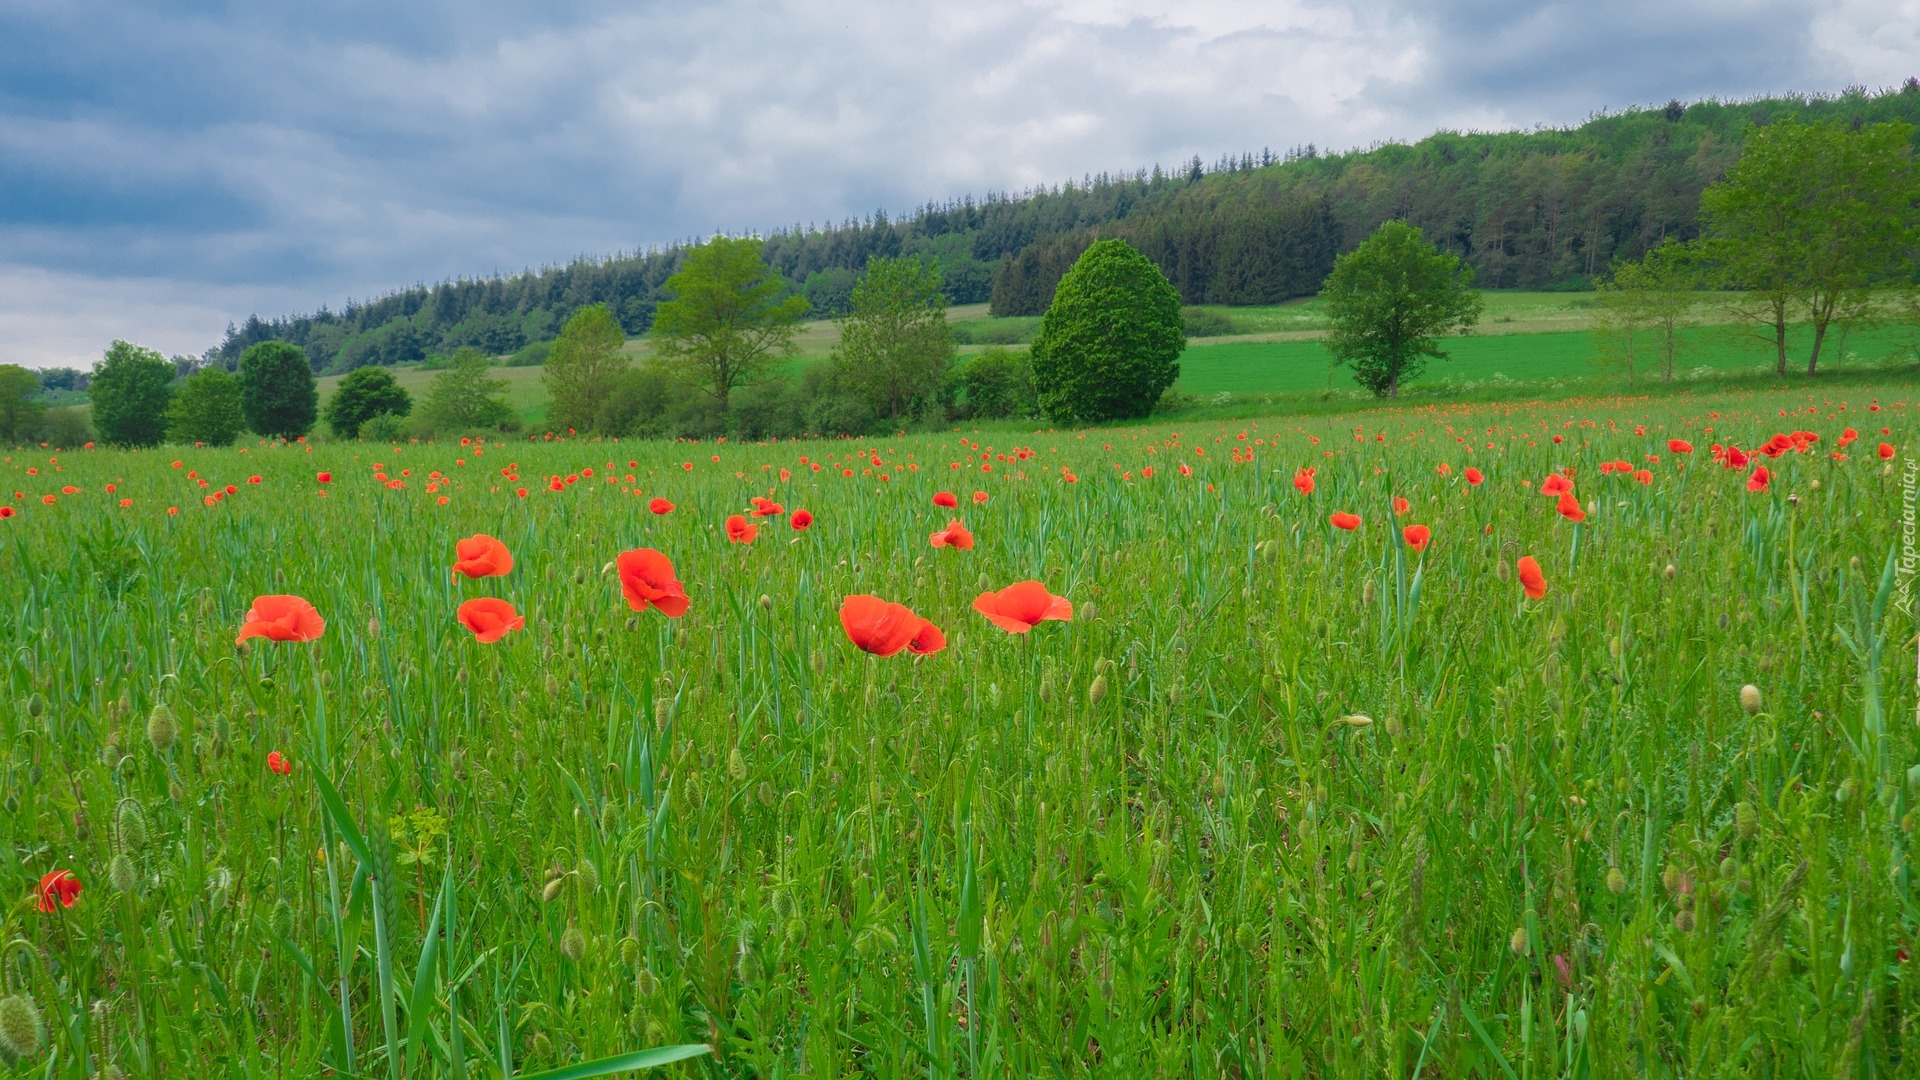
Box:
1773;316;1789;377
1807;320;1827;377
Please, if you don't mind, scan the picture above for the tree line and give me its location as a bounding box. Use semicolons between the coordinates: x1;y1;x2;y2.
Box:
197;86;1920;376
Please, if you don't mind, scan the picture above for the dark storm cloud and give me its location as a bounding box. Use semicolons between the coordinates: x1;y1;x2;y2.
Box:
0;0;1910;365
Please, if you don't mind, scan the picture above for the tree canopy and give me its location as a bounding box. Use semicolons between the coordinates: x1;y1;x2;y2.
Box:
1028;239;1185;423
543;303;628;433
89;341;176;447
831;257;954;423
238;341;318;439
0;364;45;445
323;366;413;439
166;367;246;446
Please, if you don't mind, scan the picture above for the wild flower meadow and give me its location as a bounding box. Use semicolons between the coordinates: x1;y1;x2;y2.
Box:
1;384;1915;1076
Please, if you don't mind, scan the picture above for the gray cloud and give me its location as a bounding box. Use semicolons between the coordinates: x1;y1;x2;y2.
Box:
0;0;1913;366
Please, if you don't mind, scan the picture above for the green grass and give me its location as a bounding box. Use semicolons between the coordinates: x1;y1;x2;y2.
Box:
1174;323;1918;395
1;378;1916;1074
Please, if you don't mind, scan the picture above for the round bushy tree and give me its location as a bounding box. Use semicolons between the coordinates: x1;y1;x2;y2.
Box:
238;341;318;439
166;367;246;446
89;340;175;447
1028;239;1184;424
323;366;412;438
1320;220;1482;398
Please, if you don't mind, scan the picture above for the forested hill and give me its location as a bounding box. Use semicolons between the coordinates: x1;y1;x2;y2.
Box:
210;86;1920;371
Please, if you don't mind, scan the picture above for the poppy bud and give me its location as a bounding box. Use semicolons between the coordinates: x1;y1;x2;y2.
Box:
0;994;46;1062
1081;600;1097;622
1661;864;1682;895
619;936;641;965
1719;856;1738;880
25;693;44;718
529;1032;552;1061
1038;668;1056;702
168;778;183;801
545;674;561;699
1663;564;1675;580
1836;778;1856;804
117;800;149;850
72;809;89;842
758;781;775;807
675;627;690;649
109;852;138;895
367;616;381;641
1572;1008;1589;1042
456;667;470;686
1088;674;1108;705
600;802;617;835
577;858;600;893
1608;636;1620;660
542;877;566;903
1495;559;1510;583
635;967;659;998
272;898;295;940
1337;715;1374;728
653;696;672;730
1605;867;1626;894
573;567;587;586
1509;926;1529;956
146;704;177;753
1736;801;1758;837
1738;685;1762;715
758;594;772;611
1361;580;1374;607
1673;910;1694;933
728;747;746;781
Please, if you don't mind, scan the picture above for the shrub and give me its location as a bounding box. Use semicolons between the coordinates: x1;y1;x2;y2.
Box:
505;340;552;367
1029;240;1185;423
323;367;412;438
948;347;1036;420
34;406;93;448
357;413;410;443
1181;307;1241;338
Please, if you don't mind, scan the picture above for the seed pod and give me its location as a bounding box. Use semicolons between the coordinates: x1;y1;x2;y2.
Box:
529;1032;552;1061
1735;801;1758;837
674;627;689;649
367;616;381;640
576;858;600;893
1605;867;1626;894
635;967;659;998
1719;856;1738;880
116;800;149;850
728;748;746;782
1739;685;1762;715
976;573;991;592
600;802;617;835
25;693;44;718
758;594;772;611
1088;674;1108;706
560;924;585;961
1673;910;1695;933
758;781;775;807
1508;926;1529;956
0;994;47;1062
146;704;178;753
1336;714;1373;728
272;899;295;940
542;877;567;903
1361;580;1375;607
619;936;641;965
1081;600;1097;622
1038;668;1056;702
109;852;138;895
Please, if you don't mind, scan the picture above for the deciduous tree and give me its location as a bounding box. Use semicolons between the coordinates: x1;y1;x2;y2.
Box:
543;303;628;432
323;366;412;438
831;257;954;423
1319;221;1482;398
1028;239;1184;423
0;364;45;444
651;237;807;413
89;340;176;447
238;340;318;439
1592;241;1699;385
166;367;246;446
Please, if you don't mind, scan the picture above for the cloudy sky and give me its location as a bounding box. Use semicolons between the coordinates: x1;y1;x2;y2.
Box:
1;0;1914;367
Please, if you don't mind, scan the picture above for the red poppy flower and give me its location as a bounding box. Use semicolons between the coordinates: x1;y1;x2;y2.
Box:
1556;491;1586;522
1635;468;1653;485
726;514;758;543
452;534;513;578
933;491;959;508
1292;467;1315;496
1517;556;1547;600
1392;496;1410;515
840;595;945;657
1540;474;1572;497
37;869;81;912
1402;524;1431;552
316;472;332;483
236;595;325;645
1464;467;1484;486
1666;439;1693;454
647;497;674;514
1838;428;1858;447
972;490;988;504
0;507;11;519
1330;511;1361;530
973;580;1073;633
457;597;526;643
1746;466;1771;492
267;750;293;776
1880;442;1896;460
749;496;785;517
615;548;689;617
930;519;975;549
791;508;814;530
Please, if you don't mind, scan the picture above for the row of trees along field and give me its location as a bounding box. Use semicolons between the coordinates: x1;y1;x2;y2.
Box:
197;86;1920;374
